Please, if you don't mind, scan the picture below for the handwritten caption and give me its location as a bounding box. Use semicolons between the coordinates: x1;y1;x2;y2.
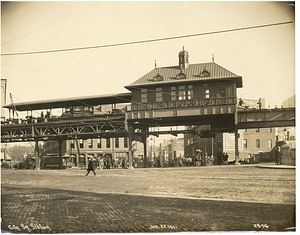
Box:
253;223;269;229
8;223;51;232
150;224;178;230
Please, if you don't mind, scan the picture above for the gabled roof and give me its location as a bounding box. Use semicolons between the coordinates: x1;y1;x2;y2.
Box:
125;62;242;89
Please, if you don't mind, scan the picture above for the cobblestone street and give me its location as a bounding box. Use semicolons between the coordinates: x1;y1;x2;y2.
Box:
1;165;295;232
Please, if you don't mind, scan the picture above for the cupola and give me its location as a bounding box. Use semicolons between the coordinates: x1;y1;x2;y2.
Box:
178;46;189;70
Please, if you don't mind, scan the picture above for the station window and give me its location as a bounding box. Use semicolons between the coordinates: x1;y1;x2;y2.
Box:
115;138;119;148
218;87;226;98
268;139;272;149
171;86;177;101
97;138;101;148
205;89;210;99
124;138;128;148
88;139;93;148
155;87;162;102
187;85;193;100
70;140;75;149
243;139;247;149
178;86;186;100
79;139;84;148
106;138;110;148
256;139;260;148
141;89;147;103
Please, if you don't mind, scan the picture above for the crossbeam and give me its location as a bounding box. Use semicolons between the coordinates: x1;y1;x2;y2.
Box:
1;108;295;143
237;108;295;129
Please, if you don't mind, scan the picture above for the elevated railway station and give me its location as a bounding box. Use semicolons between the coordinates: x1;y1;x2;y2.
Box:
1;48;295;169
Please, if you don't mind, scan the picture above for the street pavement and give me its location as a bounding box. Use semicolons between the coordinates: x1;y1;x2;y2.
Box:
1;165;296;233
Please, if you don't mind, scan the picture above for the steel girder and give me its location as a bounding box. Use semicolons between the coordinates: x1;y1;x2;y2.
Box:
1;116;127;142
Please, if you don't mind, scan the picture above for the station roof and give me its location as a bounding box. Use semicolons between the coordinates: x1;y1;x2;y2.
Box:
125;62;243;89
3;92;132;111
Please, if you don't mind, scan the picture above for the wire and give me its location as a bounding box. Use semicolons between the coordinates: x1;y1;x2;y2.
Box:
2;67;96;109
1;21;294;56
1;2;100;46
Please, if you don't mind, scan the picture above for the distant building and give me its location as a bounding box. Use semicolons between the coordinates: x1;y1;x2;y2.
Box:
282;94;295;108
148;138;184;167
276;95;296;149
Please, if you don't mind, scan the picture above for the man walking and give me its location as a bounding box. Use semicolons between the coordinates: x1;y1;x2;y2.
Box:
86;158;96;176
275;147;280;165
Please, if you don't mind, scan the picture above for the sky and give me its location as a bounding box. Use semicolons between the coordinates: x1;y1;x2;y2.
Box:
1;1;295;118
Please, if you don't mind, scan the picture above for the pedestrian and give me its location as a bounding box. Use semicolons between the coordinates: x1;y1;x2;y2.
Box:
225;153;229;164
122;158;126;169
239;98;243;106
86;159;96;176
99;158;104;170
257;98;262;110
222;152;226;164
107;157;111;169
275;147;280;165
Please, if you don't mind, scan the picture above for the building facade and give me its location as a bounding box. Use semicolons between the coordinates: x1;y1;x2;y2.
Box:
125;48;242;127
43;137;146;168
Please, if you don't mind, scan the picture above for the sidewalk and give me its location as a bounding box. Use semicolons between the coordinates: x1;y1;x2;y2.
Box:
256;163;296;169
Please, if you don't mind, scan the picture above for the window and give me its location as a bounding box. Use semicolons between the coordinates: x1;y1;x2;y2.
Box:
218;87;226;98
88;139;93;148
243;139;247;149
178;86;185;100
171;86;176;101
115;138;119;148
124;138;128;148
141;89;147;103
268;139;272;149
256;139;260;148
187;85;193;99
106;138;110;148
79;139;83;148
244;129;247;132
256;128;260;132
205;89;210;99
97;138;101;148
217;140;222;148
269;128;273;133
70;140;75;149
155;87;162;102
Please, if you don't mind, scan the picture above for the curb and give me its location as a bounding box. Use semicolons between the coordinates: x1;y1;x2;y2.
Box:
256;163;295;169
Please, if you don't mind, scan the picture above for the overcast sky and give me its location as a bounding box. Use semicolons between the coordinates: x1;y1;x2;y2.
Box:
1;1;295;114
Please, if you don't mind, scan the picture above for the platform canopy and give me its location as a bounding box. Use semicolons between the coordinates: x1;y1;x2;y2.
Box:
3;92;132;111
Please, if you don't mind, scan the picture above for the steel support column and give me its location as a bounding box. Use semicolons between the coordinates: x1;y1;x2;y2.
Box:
128;133;134;169
58;139;63;169
234;111;240;165
143;134;148;168
234;128;240;165
35;139;40;170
